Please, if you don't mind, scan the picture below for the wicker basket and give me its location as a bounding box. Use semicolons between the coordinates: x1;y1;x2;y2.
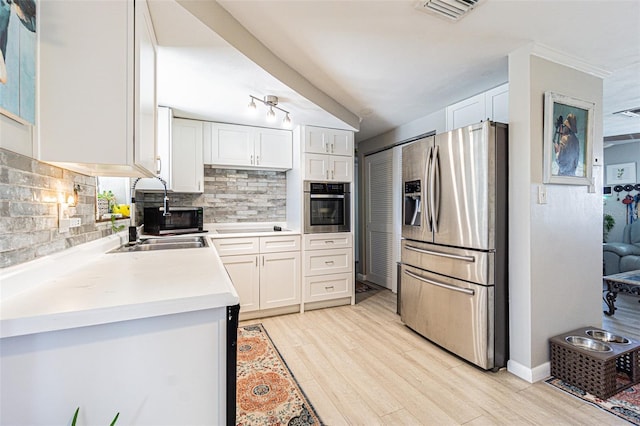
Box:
549;327;640;399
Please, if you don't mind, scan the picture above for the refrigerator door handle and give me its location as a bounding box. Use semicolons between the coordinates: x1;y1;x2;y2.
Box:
432;145;440;233
404;269;475;296
405;244;476;263
425;146;433;232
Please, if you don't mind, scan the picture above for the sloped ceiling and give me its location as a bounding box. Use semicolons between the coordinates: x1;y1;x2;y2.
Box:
149;0;640;145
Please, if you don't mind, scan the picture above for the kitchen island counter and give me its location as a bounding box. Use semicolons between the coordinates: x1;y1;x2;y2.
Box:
0;233;239;425
0;233;238;339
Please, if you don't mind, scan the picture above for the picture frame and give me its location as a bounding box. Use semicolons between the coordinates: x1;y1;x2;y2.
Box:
543;91;594;185
606;162;637;185
0;0;37;125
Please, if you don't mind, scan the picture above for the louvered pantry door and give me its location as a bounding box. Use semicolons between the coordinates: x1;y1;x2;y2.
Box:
364;149;395;289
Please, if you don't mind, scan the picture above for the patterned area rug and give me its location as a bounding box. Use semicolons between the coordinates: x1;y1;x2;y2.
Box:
546;377;640;424
355;281;373;293
237;324;323;426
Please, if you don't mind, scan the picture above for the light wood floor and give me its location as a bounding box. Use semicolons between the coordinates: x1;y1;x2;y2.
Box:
602;290;640;341
241;288;630;425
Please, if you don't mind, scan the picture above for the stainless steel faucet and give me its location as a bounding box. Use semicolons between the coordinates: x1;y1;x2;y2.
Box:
129;176;171;243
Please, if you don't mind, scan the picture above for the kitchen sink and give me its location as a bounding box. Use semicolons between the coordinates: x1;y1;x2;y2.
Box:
109;236;208;253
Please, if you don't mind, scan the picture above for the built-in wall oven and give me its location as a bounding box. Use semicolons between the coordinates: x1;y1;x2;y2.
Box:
304;181;350;233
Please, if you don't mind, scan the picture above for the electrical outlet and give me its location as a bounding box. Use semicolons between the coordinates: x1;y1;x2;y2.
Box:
70;217;82;228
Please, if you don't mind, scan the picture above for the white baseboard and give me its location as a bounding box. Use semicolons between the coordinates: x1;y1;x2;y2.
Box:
507;359;551;383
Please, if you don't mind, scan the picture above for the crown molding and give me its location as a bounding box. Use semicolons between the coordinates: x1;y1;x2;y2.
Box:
514;42;611;79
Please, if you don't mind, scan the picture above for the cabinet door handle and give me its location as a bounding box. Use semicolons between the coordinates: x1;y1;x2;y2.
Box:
331;169;335;179
331;142;334;153
325;240;334;244
325;286;334;291
323;140;328;153
256;155;260;165
325;260;334;265
326;170;329;179
250;154;254;165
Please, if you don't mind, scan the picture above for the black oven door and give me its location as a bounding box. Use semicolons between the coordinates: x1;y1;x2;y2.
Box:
304;193;350;233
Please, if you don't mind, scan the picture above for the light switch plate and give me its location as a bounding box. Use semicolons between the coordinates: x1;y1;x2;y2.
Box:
538;185;547;204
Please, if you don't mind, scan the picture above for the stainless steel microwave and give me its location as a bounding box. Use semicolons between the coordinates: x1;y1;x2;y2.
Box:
143;206;204;235
304;181;350;233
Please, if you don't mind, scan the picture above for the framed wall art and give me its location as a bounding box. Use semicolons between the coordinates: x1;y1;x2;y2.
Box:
543;91;594;185
606;162;636;185
0;0;37;125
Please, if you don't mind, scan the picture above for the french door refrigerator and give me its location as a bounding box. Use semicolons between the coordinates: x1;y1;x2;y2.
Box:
400;121;508;370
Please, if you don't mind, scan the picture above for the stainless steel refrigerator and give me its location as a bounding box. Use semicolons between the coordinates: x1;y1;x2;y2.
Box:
400;121;508;370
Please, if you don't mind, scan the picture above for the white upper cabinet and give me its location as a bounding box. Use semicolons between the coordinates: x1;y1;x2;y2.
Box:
485;84;509;124
445;83;509;131
255;128;293;169
134;109;203;193
171;119;204;193
207;123;292;170
37;0;157;177
301;126;354;182
304;126;354;155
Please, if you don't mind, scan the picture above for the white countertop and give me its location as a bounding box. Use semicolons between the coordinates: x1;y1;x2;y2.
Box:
204;222;300;239
0;233;240;339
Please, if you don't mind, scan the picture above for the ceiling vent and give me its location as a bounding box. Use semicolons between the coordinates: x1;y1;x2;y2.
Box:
415;0;484;21
613;107;640;118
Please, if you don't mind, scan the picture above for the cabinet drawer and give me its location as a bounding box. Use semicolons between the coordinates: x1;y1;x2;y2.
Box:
304;233;352;250
304;248;352;276
212;237;259;256
306;273;352;302
260;235;301;253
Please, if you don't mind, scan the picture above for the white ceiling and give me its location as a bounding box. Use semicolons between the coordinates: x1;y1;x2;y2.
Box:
148;0;640;146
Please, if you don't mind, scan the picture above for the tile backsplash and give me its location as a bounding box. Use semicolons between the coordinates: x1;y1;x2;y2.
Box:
1;149;287;269
0;148;127;269
136;167;286;224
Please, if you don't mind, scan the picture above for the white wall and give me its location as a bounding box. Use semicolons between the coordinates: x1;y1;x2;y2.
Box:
507;49;604;380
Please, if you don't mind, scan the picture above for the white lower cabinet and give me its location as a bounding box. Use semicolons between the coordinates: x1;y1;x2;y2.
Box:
214;236;301;313
306;273;351;302
303;233;353;304
220;254;260;312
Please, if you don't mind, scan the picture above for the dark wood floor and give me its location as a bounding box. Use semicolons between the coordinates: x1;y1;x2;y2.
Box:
602;290;640;341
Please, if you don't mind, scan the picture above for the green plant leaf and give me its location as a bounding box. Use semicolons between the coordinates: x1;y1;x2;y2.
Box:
110;412;120;426
71;407;79;426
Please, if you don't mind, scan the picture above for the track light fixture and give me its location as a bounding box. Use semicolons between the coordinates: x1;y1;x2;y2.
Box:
248;95;292;128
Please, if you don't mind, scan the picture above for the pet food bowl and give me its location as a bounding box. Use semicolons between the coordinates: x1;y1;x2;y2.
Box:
565;336;612;352
586;330;630;344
